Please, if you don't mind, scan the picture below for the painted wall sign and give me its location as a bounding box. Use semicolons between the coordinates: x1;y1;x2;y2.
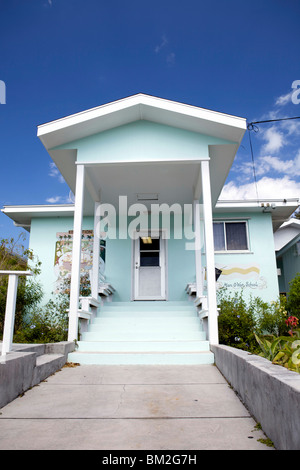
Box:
216;263;267;291
54;230;106;293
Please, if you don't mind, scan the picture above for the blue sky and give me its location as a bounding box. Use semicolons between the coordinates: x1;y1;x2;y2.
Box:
1;0;300;244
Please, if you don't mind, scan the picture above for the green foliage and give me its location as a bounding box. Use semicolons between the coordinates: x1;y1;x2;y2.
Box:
0;234;69;344
217;290;292;354
286;273;300;316
255;330;300;373
13;292;69;344
255;296;289;337
217;290;259;353
0;234;43;338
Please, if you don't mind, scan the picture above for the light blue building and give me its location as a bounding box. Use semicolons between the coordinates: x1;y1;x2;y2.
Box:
274;218;300;295
2;94;298;364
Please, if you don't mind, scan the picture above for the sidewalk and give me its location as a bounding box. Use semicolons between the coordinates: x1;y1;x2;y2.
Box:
0;364;273;450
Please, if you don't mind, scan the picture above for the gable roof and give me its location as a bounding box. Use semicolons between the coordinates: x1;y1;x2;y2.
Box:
37;93;247;150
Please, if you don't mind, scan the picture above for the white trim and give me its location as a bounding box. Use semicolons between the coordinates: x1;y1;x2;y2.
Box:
193;200;203;297
37;93;247;138
91;201;101;299
213;219;250;253
2;204;74;214
75;158;210;166
201;160;219;345
68;165;85;342
132;229;167;301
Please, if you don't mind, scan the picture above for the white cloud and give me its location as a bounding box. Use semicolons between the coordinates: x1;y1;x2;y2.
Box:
257;155;298;176
49;162;65;183
261;126;285;154
46;196;62;203
46;192;74;204
166;52;175;65
220;176;300;201
275;90;293;106
155;35;168;53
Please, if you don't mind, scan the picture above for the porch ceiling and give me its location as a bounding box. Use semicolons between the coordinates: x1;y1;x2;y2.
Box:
76;141;240;215
85;161;200;212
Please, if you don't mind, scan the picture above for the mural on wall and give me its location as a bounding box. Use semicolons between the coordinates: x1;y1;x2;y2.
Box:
216;263;267;291
54;230;106;294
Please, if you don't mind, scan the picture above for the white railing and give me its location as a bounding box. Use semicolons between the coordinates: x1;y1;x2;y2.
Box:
0;271;32;356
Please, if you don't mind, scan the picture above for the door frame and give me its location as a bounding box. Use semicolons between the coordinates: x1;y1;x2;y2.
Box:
131;229;168;301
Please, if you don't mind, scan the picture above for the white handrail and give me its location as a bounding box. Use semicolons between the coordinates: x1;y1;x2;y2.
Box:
0;271;32;356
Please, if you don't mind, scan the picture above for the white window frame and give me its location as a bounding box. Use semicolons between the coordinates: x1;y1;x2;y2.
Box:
213;219;250;253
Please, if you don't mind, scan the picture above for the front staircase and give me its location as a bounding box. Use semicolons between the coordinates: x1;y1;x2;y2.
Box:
68;301;214;365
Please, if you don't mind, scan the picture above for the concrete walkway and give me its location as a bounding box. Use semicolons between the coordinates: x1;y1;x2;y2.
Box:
0;364;273;450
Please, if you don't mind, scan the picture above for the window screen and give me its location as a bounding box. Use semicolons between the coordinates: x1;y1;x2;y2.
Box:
213;221;248;251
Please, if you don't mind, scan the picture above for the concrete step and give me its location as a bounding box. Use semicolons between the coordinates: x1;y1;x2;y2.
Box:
32;354;66;386
67;350;215;365
98;309;197;318
76;339;210;352
89;317;201;331
81;330;206;341
73;301;212;365
101;302;195;312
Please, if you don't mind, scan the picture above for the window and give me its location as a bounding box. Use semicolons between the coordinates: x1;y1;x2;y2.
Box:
213;221;249;252
139;236;160;266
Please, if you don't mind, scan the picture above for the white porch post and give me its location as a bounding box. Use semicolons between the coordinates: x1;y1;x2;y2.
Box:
193;199;203;298
92;201;101;299
201;160;219;345
68;164;85;342
0;271;32;356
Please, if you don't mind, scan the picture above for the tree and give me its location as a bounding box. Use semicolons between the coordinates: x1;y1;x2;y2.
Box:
0;233;43;337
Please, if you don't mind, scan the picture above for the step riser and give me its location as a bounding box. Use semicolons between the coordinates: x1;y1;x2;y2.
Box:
101;305;196;310
89;319;201;331
73;301;213;365
76;341;210;352
68;352;214;365
98;311;197;318
81;331;206;341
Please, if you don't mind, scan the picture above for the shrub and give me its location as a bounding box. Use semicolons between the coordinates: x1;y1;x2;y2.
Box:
286;273;300;317
0;235;43;338
255;296;289;337
255;330;300;373
13;292;69;344
217;290;259;353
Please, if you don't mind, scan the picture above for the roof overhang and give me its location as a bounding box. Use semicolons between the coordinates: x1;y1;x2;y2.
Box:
37;93;247;149
215;199;299;231
1;205;75;231
274;218;300;252
3;198;298;233
37;94;247;211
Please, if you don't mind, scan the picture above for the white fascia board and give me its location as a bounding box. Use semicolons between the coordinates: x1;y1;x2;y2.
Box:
2;204;75;214
37;94;247;149
216;199;299;210
1;204;75;232
2;204;74;222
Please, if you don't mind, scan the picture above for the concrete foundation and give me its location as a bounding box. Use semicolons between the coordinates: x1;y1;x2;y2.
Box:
0;342;75;408
211;344;300;450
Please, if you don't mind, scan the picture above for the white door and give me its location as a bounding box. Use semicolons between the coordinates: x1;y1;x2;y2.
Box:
133;232;166;300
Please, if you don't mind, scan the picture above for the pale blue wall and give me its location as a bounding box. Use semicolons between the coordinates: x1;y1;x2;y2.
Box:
277;237;300;294
28;210;280;305
29;214;196;303
29;216;93;302
213;212;280;303
54;120;233;162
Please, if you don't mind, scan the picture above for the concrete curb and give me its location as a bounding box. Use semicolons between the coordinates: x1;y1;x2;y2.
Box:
0;341;75;408
211;344;300;450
